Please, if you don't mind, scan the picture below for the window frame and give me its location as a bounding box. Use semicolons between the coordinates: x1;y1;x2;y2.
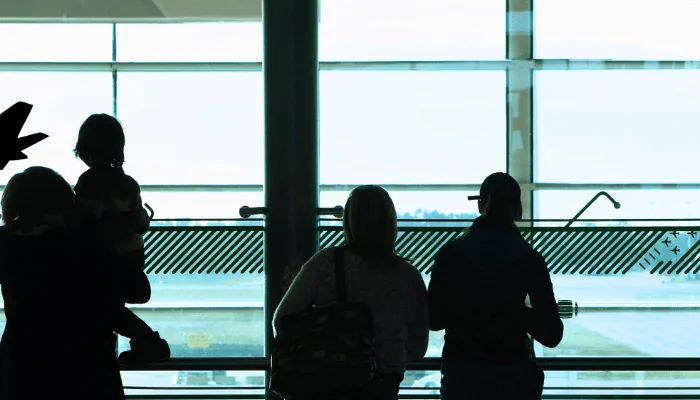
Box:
2;3;700;381
0;14;694;216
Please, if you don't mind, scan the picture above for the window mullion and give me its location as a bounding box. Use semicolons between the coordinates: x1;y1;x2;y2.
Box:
506;0;534;222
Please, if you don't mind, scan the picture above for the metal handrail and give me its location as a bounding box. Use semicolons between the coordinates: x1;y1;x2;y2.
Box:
4;59;700;73
122;357;700;372
150;217;700;223
1;182;700;192
153;217;700;222
1;301;696;313
119;302;700;314
565;191;621;228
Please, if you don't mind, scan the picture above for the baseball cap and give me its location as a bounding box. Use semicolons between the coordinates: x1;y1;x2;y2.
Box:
468;172;521;203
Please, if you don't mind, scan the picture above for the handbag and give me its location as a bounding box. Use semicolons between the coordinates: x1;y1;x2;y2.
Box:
269;246;377;398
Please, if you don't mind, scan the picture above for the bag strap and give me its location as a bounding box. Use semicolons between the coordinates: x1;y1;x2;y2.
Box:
334;246;347;304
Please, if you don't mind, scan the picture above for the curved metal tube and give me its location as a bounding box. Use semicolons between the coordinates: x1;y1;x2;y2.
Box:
144;203;155;220
239;206;266;219
565;191;621;228
318;206;344;218
240;206;343;219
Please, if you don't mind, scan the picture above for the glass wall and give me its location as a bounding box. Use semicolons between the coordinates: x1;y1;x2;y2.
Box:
319;70;504;218
2;0;700;396
530;0;700;392
0;21;267;389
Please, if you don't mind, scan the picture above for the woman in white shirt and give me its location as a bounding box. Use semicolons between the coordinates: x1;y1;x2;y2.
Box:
274;185;430;400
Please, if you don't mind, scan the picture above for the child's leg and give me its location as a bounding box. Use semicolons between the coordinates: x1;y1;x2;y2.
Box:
113;245;171;364
115;244;152;303
115;307;155;340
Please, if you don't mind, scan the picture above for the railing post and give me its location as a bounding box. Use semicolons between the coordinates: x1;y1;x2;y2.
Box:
262;1;320;399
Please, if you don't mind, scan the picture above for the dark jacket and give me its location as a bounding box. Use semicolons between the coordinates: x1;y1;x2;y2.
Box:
427;217;563;365
74;166;151;240
0;227;151;400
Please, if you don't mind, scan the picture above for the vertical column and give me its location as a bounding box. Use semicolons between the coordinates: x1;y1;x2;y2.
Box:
506;0;534;224
263;1;319;400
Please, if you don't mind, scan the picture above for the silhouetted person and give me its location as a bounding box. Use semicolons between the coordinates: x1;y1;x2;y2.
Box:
274;185;429;400
72;114;169;364
0;167;153;399
428;173;563;400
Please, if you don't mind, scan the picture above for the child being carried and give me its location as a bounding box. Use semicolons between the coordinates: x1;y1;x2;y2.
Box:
72;113;170;365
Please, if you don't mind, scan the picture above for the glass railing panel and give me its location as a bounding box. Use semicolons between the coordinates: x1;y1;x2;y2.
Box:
405;370;700;398
121;369;700;399
542;370;700;399
124;220;265;358
123;370;265;399
7;217;699;363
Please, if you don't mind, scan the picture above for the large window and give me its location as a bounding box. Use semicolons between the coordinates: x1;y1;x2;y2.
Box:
319;70;504;216
0;24;112;62
0;23;267;369
528;1;700;390
5;0;700;394
318;0;505;61
321;190;482;221
112;29;266;363
534;71;700;184
534;189;700;362
536;190;700;223
318;8;507;367
115;23;262;62
117;72;263;219
320;71;505;184
534;0;700;60
0;72;113;184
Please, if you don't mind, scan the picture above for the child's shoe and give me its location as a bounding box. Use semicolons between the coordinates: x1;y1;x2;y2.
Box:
118;331;170;365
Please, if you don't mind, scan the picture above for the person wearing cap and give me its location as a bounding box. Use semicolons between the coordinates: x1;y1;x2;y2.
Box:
427;172;563;399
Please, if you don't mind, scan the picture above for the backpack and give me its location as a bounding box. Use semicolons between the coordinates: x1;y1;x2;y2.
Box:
269;246;377;398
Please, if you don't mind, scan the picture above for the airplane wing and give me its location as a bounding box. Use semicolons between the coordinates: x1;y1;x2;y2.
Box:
0;102;32;141
15;132;48;152
0;152;27;170
0;102;49;170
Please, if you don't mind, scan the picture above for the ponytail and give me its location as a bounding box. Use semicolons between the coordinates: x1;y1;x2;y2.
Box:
484;194;509;220
476;172;522;224
483;191;520;222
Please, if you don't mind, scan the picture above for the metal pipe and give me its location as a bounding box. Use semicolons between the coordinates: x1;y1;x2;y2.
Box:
318;206;343;218
239;206;266;219
575;304;700;313
0;61;509;72
0;301;683;314
147;217;700;223
3;60;700;72
565;191;621;228
0;182;699;193
121;357;700;372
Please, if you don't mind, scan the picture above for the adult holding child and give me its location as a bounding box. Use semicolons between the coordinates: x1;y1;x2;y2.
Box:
0;166;154;400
